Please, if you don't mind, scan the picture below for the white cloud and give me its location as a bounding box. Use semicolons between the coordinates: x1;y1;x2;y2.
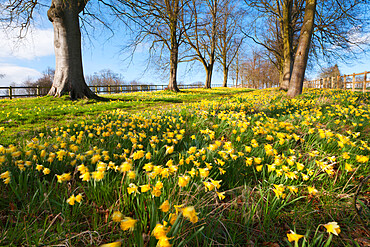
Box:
0;26;54;60
346;26;370;51
0;64;42;86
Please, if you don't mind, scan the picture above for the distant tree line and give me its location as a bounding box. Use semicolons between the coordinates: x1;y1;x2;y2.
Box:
1;0;368;99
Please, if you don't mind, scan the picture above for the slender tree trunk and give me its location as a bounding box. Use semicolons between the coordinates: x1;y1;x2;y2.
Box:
287;0;316;97
204;0;217;89
280;0;293;91
47;0;100;100
223;65;228;87
235;54;239;86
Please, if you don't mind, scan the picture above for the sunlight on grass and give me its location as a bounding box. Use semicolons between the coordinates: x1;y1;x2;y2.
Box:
0;88;369;246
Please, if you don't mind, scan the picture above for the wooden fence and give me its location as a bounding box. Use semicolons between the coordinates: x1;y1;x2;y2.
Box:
303;71;369;93
0;84;222;100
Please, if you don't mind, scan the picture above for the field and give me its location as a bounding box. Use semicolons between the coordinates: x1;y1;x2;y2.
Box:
0;88;369;246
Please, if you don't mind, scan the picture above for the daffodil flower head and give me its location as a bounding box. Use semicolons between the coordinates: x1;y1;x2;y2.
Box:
159;200;170;213
323;222;341;236
120;217;137;231
182;206;198;223
112;211;123;222
287;230;304;242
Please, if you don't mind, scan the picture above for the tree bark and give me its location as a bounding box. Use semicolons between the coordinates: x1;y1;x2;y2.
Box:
205;64;213;89
279;69;284;87
235;54;239;86
204;0;217;89
168;29;180;91
167;0;180;92
168;45;180;92
287;0;316;97
47;0;101;100
280;0;293;91
222;65;228;87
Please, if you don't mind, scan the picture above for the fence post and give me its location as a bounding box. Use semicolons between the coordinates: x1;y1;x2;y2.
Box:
162;85;164;90
37;85;40;97
331;76;334;89
352;73;356;91
9;86;12;99
336;75;340;89
94;86;97;93
364;71;367;93
140;85;143;92
343;75;346;89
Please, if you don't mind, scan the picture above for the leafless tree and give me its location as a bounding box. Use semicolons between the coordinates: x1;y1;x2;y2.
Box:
239;49;279;89
182;0;220;89
287;0;316;97
1;0;126;100
121;0;193;92
245;0;369;96
318;64;340;79
86;69;126;93
216;0;244;87
21;67;54;95
244;0;304;90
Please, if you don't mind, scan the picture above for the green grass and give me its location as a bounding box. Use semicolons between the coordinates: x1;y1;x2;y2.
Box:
0;88;252;146
0;88;369;246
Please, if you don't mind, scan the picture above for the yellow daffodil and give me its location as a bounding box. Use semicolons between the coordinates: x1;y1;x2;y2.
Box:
120;217;137;231
307;186;318;195
140;184;151;192
216;191;225;200
43;168;51;175
100;241;122;247
159;200;170;212
323;222;341;235
178;175;190;187
67;195;76;205
75;193;83;203
182;206;198;223
57;173;71;183
287;230;304;242
112;211;123;222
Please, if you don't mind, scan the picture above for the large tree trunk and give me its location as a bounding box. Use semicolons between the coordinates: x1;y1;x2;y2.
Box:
167;1;180;92
47;0;100;100
280;0;293;91
279;69;284;87
287;0;316;97
205;64;213;89
222;65;228;87
168;39;180;92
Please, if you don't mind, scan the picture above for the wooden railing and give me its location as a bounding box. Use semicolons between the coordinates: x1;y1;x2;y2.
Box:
0;84;223;99
303;71;369;93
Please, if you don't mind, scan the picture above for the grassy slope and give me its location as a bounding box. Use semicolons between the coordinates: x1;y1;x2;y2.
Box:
0;88;369;246
0;88;251;146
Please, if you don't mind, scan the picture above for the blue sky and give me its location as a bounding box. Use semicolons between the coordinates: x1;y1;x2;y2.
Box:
0;15;369;87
